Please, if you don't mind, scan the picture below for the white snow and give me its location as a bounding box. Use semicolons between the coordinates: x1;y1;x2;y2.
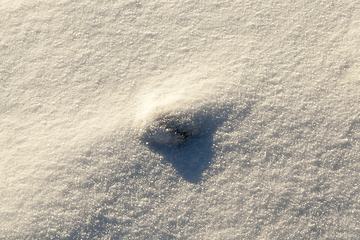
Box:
1;0;360;239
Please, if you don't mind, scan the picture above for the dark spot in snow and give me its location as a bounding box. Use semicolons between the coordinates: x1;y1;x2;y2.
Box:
142;114;199;147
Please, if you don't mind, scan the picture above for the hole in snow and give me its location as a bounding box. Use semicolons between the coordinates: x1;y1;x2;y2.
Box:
141;114;200;147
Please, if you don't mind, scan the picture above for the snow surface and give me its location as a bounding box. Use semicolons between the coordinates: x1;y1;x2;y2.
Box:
1;0;360;239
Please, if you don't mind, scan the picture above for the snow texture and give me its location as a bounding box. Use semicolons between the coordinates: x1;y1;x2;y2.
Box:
1;0;360;239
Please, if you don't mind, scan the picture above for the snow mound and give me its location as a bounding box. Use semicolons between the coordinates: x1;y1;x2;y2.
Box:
131;66;235;148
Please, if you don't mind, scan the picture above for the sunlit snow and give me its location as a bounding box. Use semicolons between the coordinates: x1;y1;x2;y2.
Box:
1;0;360;239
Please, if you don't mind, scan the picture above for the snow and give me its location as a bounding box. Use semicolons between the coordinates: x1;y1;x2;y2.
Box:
1;0;360;239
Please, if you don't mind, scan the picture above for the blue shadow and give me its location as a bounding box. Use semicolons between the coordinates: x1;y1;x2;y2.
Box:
143;105;244;184
148;126;217;183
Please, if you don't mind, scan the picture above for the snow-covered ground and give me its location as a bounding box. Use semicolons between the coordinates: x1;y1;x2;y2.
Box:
1;0;360;239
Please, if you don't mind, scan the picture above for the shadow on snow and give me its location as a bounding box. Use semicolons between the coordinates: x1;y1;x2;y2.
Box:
142;104;251;184
147;125;217;183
